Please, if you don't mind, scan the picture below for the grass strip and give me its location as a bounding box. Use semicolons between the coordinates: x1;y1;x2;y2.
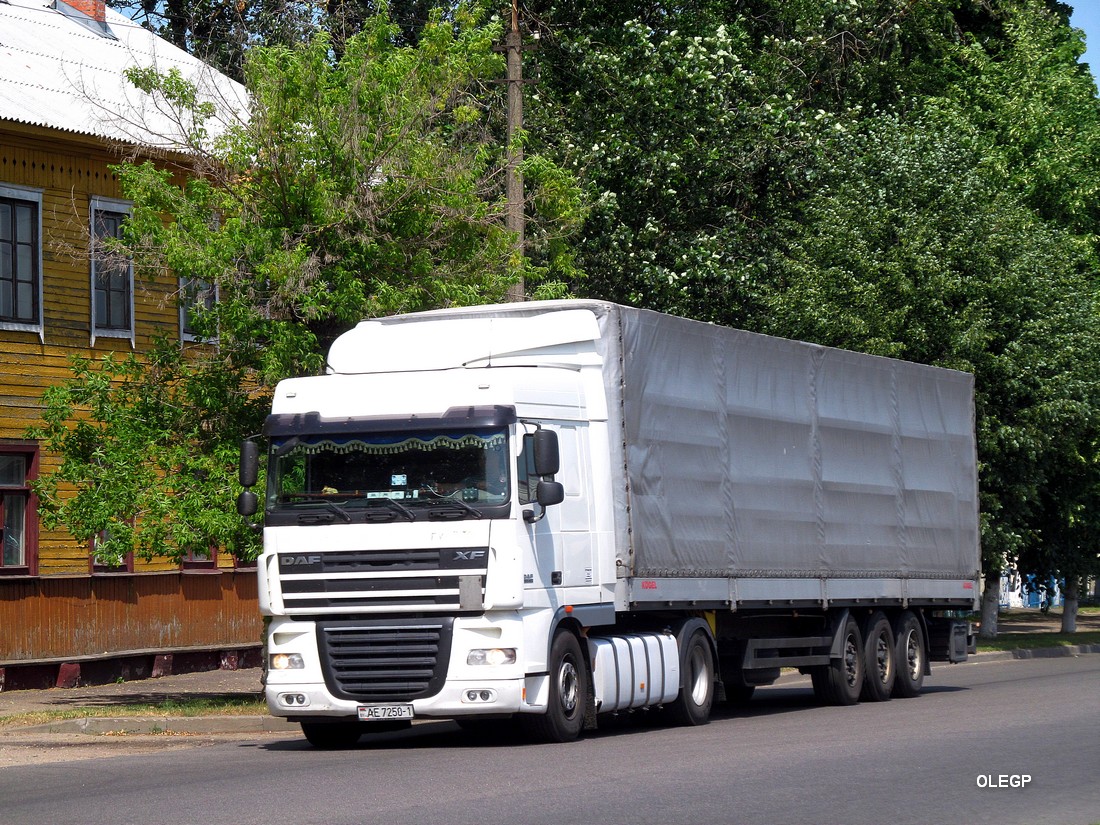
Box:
0;696;267;730
975;631;1100;652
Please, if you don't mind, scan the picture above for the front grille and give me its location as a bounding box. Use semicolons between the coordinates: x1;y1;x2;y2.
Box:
317;618;453;702
276;547;487;613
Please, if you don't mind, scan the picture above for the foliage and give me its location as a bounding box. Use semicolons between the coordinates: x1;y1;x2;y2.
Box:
122;10;572;382
107;0;470;81
34;7;582;562
40;0;1100;594
949;0;1100;237
527;0;1100;592
29;339;268;564
762;106;1100;576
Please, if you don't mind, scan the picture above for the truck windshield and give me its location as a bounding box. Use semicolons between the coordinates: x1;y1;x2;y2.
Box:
266;427;510;521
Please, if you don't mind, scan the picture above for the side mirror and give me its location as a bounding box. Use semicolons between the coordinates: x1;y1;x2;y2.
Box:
237;490;258;517
536;480;565;508
532;429;560;477
524;481;565;524
239;440;259;488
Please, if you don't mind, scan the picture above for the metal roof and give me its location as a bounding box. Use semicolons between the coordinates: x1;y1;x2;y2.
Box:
0;0;248;150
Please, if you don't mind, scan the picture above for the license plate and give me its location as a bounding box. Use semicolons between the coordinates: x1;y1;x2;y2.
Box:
357;704;414;721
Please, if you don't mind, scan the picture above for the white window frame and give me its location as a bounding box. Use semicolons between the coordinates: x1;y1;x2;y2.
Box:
89;195;135;347
179;276;219;343
0;183;45;342
0;445;38;574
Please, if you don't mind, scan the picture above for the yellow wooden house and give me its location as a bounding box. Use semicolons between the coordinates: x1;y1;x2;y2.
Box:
0;0;261;686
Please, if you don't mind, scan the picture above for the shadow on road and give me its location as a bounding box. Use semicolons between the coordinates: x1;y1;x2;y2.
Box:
252;678;969;755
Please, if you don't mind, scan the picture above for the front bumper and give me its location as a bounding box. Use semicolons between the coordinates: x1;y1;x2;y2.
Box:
264;613;545;720
267;676;529;720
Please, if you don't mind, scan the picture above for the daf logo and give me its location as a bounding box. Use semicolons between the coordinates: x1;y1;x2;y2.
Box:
454;550;487;561
281;554;322;567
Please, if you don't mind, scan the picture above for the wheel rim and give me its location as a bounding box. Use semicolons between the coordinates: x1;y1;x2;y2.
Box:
687;645;710;706
557;658;579;716
903;629;922;681
844;634;860;687
874;632;892;684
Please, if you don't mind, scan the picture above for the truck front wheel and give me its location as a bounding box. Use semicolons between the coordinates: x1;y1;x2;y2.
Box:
523;630;589;743
666;629;715;726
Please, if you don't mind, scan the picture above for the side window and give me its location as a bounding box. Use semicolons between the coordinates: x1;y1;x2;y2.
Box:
180;276;217;342
517;428;572;505
0;186;43;332
90;198;133;343
517;433;539;505
0;447;37;574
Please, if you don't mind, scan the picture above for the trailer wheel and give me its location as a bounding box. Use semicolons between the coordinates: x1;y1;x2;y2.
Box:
892;611;926;698
811;615;864;706
523;630;588;743
666;629;715;726
860;612;896;702
300;721;363;749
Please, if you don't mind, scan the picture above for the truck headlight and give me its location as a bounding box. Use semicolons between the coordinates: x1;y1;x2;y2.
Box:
467;648;516;666
270;652;305;670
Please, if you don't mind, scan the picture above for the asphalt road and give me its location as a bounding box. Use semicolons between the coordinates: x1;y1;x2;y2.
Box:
0;655;1096;825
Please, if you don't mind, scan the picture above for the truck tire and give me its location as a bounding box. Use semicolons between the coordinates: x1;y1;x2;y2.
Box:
811;614;864;706
892;611;926;698
300;721;363;749
666;629;715;726
523;630;589;743
860;611;896;702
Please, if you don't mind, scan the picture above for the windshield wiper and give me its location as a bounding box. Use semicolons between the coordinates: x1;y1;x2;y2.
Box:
417;498;483;520
319;500;353;522
281;493;353;522
360;497;416;522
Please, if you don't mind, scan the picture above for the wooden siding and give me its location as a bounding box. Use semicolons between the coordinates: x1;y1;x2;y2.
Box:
1;125;226;578
0;571;261;663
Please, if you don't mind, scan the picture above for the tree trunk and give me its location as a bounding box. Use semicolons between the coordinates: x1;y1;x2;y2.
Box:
1060;576;1079;633
980;571;1001;639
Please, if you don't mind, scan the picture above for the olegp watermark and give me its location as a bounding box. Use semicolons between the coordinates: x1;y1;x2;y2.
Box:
976;774;1032;789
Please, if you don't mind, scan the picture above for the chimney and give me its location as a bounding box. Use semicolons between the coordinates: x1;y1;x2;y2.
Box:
55;0;112;35
64;0;106;22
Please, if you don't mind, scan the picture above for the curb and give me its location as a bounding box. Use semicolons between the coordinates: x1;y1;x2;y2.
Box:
968;643;1100;662
1005;643;1100;659
19;715;298;735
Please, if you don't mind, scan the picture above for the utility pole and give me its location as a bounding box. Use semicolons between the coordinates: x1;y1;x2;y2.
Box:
504;0;525;302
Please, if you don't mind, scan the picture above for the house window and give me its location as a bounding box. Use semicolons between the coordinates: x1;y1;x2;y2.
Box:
0;446;37;574
90;529;134;573
90;197;134;343
180;276;217;342
0;185;43;332
182;545;218;571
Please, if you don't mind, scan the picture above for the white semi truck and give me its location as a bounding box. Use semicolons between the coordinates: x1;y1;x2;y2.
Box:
237;300;980;747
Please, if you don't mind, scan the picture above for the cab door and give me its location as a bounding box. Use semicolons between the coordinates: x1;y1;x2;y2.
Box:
519;423;594;592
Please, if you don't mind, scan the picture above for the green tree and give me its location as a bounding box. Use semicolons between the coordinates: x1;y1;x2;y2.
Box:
32;7;582;564
763;108;1100;637
950;0;1100;237
528;0;1100;635
31;340;268;564
525;0;981;323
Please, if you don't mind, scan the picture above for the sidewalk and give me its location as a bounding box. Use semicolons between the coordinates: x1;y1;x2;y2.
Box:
0;666;295;735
